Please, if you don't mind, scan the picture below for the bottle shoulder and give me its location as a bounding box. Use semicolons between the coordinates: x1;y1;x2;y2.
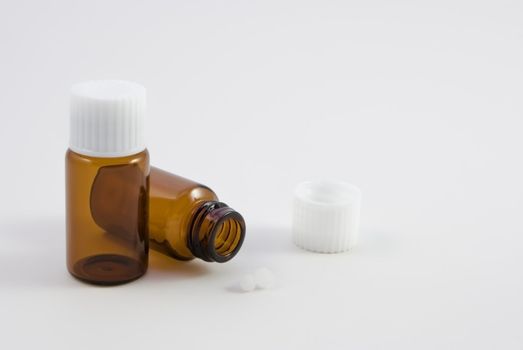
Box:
66;148;149;167
185;185;218;203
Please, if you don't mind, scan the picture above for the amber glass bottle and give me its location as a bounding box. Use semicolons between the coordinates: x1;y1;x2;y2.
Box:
148;167;246;262
66;80;149;285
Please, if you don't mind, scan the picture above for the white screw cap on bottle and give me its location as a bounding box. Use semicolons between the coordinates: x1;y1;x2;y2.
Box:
70;80;146;158
293;181;361;253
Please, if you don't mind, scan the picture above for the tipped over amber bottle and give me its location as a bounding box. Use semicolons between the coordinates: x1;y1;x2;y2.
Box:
90;166;246;262
148;167;246;262
66;80;149;285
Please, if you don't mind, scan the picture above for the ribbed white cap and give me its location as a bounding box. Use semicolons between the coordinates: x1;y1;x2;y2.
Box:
292;181;361;253
70;80;146;157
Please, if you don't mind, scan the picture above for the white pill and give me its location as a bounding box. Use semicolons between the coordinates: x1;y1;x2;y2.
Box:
239;274;256;292
254;267;275;289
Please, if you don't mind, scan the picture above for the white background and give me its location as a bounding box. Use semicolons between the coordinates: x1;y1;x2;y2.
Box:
0;0;522;349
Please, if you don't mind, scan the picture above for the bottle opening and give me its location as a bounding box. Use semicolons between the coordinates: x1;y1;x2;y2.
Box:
189;201;246;263
214;217;244;257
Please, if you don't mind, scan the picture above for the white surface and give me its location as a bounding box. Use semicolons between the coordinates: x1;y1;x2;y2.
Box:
0;0;522;349
70;80;146;157
293;180;361;253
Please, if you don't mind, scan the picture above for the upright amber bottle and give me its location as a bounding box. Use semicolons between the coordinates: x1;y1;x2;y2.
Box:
66;80;149;285
148;167;246;262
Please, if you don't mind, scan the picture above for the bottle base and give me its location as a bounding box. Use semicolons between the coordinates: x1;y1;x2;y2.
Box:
70;254;146;286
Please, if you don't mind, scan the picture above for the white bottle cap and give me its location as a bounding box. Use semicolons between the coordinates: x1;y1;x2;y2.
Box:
70;80;146;157
292;181;361;253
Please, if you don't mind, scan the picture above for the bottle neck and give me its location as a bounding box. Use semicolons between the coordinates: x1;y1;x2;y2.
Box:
188;201;246;263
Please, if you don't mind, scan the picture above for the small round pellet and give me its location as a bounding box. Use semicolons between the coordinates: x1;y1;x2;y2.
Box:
239;274;256;292
254;267;275;289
